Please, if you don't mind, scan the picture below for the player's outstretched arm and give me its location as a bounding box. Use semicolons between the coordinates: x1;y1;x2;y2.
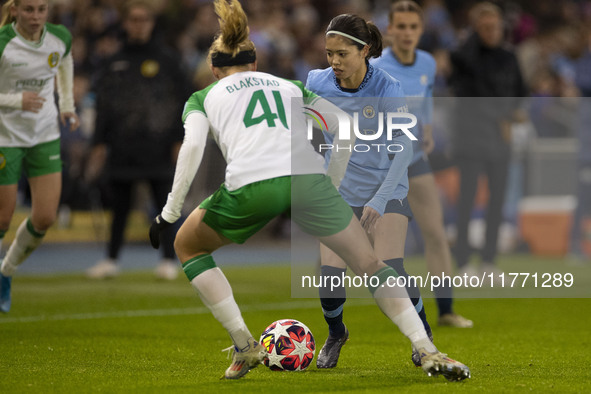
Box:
159;111;209;224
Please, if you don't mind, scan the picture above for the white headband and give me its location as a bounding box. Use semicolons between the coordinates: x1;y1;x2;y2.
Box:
326;30;368;46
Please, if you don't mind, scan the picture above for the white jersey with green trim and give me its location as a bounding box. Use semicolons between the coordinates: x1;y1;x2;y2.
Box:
0;22;72;147
182;71;326;191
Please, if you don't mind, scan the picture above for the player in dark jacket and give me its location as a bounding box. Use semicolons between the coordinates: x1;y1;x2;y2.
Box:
449;2;527;278
86;0;190;280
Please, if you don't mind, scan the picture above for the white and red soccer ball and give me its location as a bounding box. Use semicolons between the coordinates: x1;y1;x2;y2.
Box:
259;319;316;371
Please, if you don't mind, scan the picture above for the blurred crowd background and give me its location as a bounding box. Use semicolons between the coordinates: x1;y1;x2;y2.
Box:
2;0;590;259
38;0;591;93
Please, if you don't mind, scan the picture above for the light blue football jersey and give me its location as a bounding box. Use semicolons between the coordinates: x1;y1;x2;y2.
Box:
306;64;414;214
371;48;435;163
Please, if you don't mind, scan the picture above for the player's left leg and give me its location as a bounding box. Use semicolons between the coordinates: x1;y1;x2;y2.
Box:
175;206;265;379
371;207;433;365
175;178;291;379
318;218;438;351
409;172;473;328
294;175;470;380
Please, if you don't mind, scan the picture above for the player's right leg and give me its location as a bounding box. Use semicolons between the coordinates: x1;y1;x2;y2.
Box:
317;247;349;368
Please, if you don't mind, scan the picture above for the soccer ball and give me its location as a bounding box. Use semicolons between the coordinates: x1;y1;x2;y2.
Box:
259;319;315;371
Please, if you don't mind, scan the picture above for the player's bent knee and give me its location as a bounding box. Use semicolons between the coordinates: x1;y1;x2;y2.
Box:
174;228;208;262
173;234;192;263
352;258;382;278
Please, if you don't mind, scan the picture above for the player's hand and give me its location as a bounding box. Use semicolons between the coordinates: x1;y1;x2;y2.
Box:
60;112;80;131
21;91;45;113
359;206;381;233
149;215;172;249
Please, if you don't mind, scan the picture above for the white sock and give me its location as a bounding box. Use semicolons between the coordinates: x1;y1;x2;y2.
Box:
373;286;437;353
1;219;45;277
191;268;252;350
392;307;437;352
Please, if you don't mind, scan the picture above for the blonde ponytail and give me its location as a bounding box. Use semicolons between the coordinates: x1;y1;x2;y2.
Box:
208;0;255;64
0;0;17;28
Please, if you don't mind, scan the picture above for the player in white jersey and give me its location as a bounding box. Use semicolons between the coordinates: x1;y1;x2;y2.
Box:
372;1;473;328
148;0;469;381
0;0;79;313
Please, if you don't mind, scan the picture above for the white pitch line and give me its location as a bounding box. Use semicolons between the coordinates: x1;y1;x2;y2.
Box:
0;300;325;324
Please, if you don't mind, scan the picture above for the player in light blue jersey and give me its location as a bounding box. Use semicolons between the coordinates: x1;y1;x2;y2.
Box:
371;0;473;329
306;13;436;370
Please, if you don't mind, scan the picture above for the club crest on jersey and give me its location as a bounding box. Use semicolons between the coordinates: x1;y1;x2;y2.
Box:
141;60;160;78
0;153;6;170
47;52;60;68
420;75;428;86
363;105;375;119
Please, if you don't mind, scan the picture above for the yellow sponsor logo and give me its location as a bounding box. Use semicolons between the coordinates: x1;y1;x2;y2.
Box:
141;60;160;78
0;153;6;170
48;52;60;68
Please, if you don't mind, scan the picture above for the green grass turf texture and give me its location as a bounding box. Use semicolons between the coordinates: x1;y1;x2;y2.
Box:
1;256;590;393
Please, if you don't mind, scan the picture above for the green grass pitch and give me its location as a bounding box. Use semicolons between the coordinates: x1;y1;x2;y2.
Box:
1;257;590;393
